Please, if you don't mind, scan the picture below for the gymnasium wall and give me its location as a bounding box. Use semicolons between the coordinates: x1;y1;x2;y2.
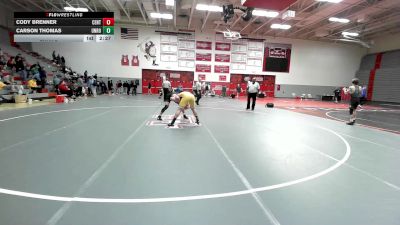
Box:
368;33;400;54
275;84;339;98
30;26;365;91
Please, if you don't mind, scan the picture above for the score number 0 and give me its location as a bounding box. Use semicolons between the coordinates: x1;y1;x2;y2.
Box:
103;18;114;26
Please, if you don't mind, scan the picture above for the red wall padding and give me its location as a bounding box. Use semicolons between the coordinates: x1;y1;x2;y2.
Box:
230;74;275;97
142;69;195;94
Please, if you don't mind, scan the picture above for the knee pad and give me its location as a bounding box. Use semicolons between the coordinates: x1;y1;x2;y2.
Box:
349;108;354;115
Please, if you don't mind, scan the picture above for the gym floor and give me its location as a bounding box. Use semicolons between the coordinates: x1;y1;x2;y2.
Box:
0;95;399;225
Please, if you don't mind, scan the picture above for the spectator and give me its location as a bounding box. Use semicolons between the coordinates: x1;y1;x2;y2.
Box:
126;81;131;95
39;67;47;89
193;80;202;105
205;83;210;96
360;85;367;105
61;56;65;66
0;80;6;90
100;80;106;94
0;50;6;67
83;70;88;81
27;78;40;93
246;77;260;111
129;80;134;95
52;50;56;61
6;57;15;70
236;83;242;99
123;81;128;94
147;81;152;95
56;54;60;65
2;73;12;85
175;85;183;94
221;86;227;97
132;80;137;95
117;80;122;94
89;76;97;97
334;87;342;103
76;76;84;96
107;78;113;95
58;79;74;97
15;56;27;81
53;75;61;94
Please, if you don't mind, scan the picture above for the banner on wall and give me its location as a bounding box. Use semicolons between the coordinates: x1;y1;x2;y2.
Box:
215;42;231;51
196;53;212;61
121;55;129;66
263;43;292;73
215;54;230;62
131;55;139;66
269;48;287;58
196;64;211;72
196;41;212;50
219;75;227;81
214;65;230;73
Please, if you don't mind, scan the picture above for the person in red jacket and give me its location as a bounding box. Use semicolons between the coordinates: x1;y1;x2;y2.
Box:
58;79;74;97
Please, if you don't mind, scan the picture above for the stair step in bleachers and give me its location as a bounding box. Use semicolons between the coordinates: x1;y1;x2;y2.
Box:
381;50;400;68
357;49;400;103
359;54;376;71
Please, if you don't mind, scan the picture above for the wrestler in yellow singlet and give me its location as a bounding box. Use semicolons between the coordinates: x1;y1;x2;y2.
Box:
178;91;196;108
168;91;200;126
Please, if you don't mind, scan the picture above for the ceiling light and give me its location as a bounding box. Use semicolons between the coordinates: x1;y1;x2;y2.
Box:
150;13;173;19
196;4;223;12
271;24;291;30
165;0;174;7
64;6;89;12
252;10;279;18
316;0;343;3
342;31;359;37
329;17;350;23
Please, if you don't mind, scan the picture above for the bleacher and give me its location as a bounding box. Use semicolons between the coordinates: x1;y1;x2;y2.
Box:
0;43;59;102
355;49;400;103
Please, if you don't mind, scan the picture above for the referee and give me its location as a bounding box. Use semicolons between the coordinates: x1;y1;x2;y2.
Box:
246;77;260;111
157;77;188;121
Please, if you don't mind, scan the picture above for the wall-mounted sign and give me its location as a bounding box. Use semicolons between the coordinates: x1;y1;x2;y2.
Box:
196;64;212;73
215;42;231;51
215;65;230;73
196;41;212;50
215;54;230;62
196;53;212;61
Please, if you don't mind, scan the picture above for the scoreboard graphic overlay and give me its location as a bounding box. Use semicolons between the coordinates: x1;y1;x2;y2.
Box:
14;12;114;42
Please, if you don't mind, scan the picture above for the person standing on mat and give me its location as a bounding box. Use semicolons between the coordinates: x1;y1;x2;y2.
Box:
157;77;188;121
344;78;362;125
246;77;260;111
147;81;152;95
236;83;242;99
334;87;342;103
168;92;200;127
107;78;113;95
193;80;202;105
